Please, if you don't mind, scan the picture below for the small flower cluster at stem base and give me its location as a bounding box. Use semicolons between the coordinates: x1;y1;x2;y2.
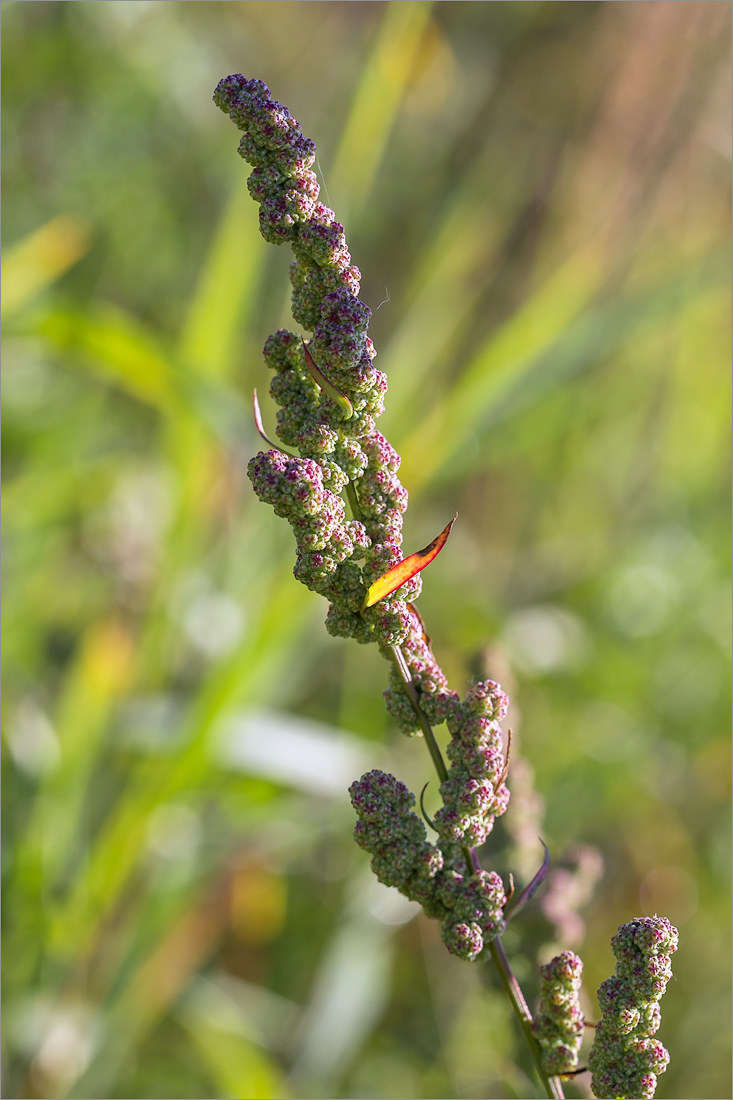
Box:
531;950;584;1076
349;770;506;961
589;916;678;1100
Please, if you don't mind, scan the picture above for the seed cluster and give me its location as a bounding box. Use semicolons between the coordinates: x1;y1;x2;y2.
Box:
349;770;506;960
531;950;585;1076
589;916;678;1099
434;680;511;847
438;865;507;961
248;447;370;629
214;74;418;652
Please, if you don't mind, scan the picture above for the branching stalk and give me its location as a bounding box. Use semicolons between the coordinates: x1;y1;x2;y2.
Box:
391;646;564;1100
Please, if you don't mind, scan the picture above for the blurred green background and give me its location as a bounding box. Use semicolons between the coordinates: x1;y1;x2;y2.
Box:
2;2;730;1098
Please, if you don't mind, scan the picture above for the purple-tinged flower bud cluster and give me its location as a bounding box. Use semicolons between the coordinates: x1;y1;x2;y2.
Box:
213;75;362;328
263;329;327;454
251;318;401;651
349;770;445;900
213;75;318;244
248;449;368;611
309;289;386;437
437;866;507;961
216;77;419;656
349;772;506;957
589;916;678;1099
289;253;362;333
216;78;397;617
358;431;409;555
362;598;413;649
531;951;585;1076
433;681;510;848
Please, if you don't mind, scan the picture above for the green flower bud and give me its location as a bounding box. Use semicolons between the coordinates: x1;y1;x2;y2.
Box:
532;951;584;1076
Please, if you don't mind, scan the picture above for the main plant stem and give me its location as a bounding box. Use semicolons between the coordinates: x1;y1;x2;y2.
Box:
485;938;565;1100
389;645;448;786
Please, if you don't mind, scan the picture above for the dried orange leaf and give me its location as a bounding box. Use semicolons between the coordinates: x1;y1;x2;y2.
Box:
303;342;353;419
253;389;294;455
362;515;457;610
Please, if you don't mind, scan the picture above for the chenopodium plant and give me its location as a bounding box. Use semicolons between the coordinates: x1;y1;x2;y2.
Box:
213;74;679;1100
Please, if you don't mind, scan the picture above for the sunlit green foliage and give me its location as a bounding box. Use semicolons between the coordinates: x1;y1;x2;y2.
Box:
3;3;730;1099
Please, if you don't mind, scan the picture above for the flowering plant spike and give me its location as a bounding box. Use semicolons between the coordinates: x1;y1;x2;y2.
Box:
589;917;678;1099
214;74;679;1100
532;951;585;1076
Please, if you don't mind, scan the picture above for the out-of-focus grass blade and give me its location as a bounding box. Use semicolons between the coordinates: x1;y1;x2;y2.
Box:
46;574;314;963
63;886;232;1098
25;301;253;442
178;173;265;380
398;246;729;491
2;216;91;320
182;985;294;1096
398;242;605;489
185;1026;292;1100
362;514;456;609
289;871;395;1093
215;707;374;797
11;618;136;889
326;0;434;224
5;617;137;1008
179;974;299;1055
35;304;176;409
379;190;500;424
